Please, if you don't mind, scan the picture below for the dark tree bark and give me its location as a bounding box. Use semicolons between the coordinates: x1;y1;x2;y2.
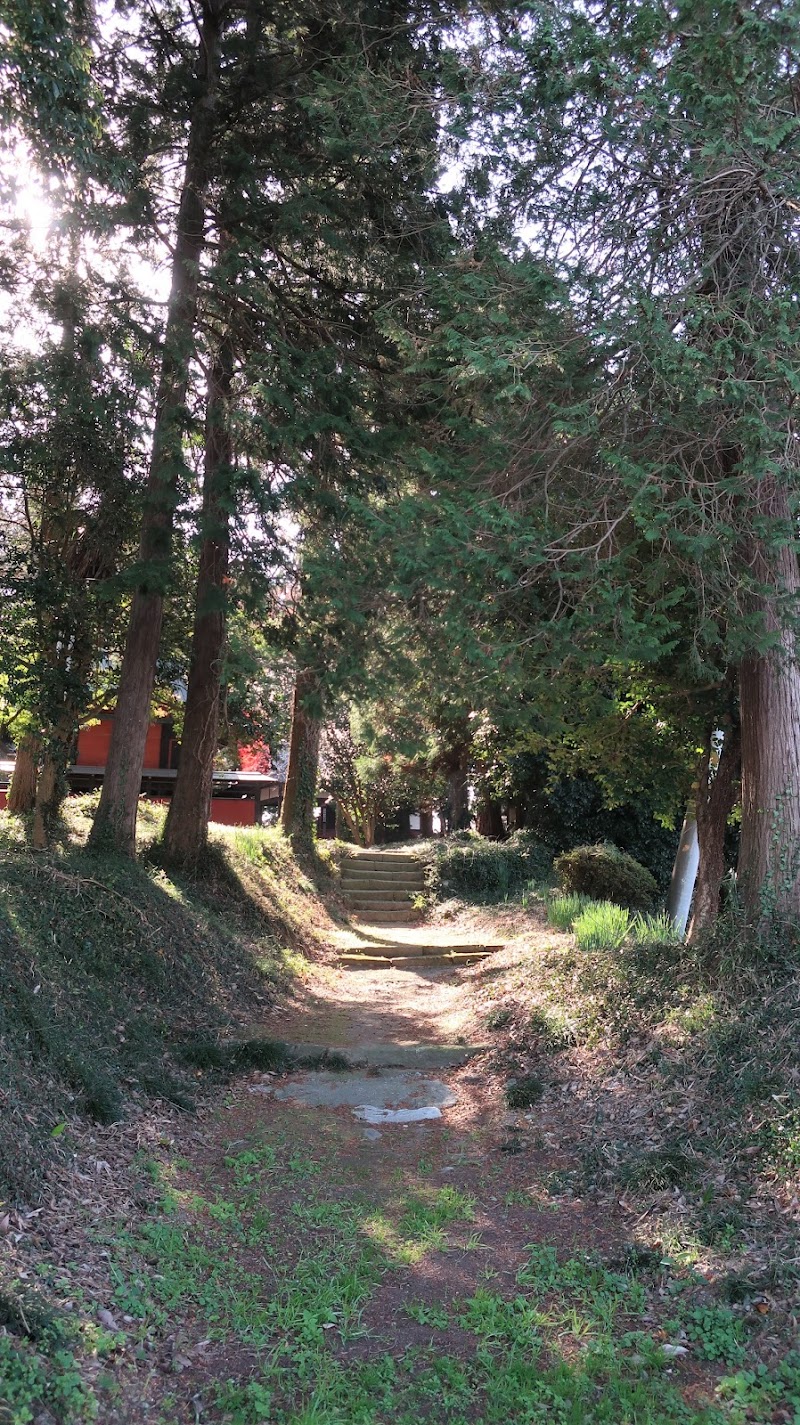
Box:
419;807;434;837
7;735;39;813
476;798;504;838
280;668;322;850
442;736;471;833
162;334;234;864
688;718;741;941
738;478;800;921
89;1;224;856
32;755;61;851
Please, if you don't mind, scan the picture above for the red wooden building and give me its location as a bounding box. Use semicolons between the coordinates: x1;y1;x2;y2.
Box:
0;715;283;825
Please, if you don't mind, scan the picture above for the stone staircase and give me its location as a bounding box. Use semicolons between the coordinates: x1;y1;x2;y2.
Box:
338;943;504;970
338;850;504;969
341;851;425;925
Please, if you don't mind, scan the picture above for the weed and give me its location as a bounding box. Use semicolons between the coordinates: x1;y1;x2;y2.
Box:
486;1007;513;1030
674;1304;747;1366
545;892;594;931
717;1353;800;1420
620;1144;697;1192
527;1006;578;1050
573;900;631;951
505;1074;545;1108
405;1300;449;1328
0;1336;98;1424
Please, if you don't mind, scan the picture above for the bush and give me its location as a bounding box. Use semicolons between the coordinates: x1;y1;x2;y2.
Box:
546;892;595;931
437;838;526;899
573;901;631;951
507;829;555;883
555;842;658;912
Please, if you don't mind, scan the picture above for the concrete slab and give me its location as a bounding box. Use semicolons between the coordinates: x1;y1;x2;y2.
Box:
268;1070;457;1115
354;1105;442;1124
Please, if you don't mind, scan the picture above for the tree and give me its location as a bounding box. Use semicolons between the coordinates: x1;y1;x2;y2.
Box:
88;0;226;854
0;0;146;842
450;0;800;922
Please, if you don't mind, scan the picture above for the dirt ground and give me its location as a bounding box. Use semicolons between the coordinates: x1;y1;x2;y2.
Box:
4;909;793;1424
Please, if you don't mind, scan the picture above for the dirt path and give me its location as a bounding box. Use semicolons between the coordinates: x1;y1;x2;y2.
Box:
262;958;475;1049
9;921;762;1424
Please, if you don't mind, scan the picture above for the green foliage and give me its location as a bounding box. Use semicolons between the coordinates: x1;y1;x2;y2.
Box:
631;911;683;949
546;892;594;931
0;803;324;1199
437;837;526;901
555;844;659;912
572;901;632;953
675;1305;746;1367
506;829;555;883
518;766;681;891
0;1335;97;1424
718;1355;800;1421
505;1075;545;1109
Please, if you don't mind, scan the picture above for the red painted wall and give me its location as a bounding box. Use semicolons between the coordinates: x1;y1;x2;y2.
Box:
209;798;257;826
76;717;164;768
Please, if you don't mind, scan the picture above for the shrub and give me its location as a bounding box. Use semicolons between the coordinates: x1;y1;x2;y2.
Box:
437;838;526;900
555;842;658;911
506;830;555;883
546;892;595;931
573;901;631;951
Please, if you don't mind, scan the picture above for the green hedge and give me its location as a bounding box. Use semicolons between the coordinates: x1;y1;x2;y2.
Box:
554;842;658;912
437;833;554;900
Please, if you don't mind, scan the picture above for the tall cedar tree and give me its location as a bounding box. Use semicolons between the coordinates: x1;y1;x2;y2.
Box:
0;0;143;840
88;0;226;854
164;1;451;859
447;0;800;921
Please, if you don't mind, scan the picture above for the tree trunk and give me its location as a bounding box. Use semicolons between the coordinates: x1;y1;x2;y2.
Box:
476;798;504;838
7;735;39;813
447;757;470;832
31;713;77;849
32;757;59;851
688;721;741;941
88;1;223;857
280;668;322;850
738;479;800;922
162;335;234;864
419;807;434;838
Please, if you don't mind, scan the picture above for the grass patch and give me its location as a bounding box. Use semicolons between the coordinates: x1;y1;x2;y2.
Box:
573;899;631;951
505;1073;545;1108
545;891;595;931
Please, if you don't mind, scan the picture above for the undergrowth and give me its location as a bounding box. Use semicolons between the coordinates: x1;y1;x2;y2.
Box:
477;902;800;1345
0;798;334;1202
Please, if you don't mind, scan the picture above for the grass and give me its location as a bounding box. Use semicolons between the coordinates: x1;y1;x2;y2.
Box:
14;1112;787;1425
0;797;338;1202
572;899;631;950
546;891;594;931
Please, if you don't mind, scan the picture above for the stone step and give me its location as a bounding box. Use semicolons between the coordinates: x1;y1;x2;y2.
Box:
339;866;424;877
345;890;419;904
339;951;491;969
344;855;420;869
349;943;503;957
346;882;419;894
347;908;420;924
278;1041;489;1070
